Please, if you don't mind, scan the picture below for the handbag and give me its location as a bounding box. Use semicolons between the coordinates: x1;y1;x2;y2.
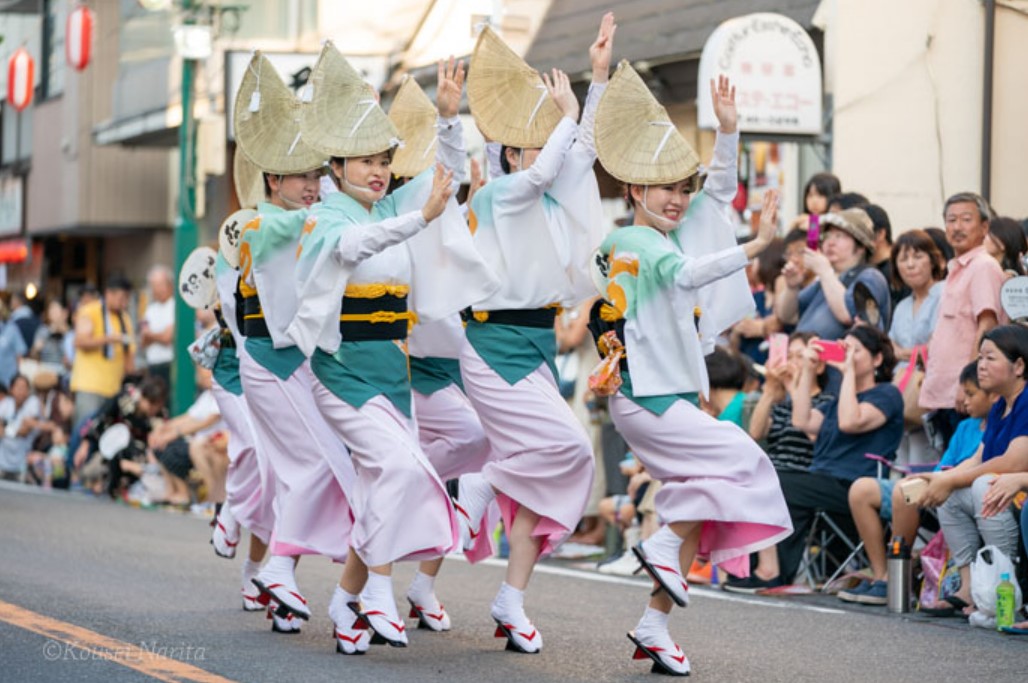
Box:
894;345;927;429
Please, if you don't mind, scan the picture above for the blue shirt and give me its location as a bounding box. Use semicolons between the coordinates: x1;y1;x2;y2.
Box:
809;383;904;481
981;390;1028;463
936;417;984;470
797;266;892;340
888;282;943;359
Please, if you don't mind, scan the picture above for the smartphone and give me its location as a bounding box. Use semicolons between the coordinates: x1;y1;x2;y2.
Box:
806;214;821;250
817;340;847;363
768;333;789;367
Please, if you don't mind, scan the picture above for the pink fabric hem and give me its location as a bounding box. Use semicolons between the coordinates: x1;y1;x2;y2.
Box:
495;493;570;560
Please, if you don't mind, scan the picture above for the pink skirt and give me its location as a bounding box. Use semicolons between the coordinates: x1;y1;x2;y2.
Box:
610;393;793;576
239;354;355;562
459;342;594;558
310;382;458;567
210;374;275;544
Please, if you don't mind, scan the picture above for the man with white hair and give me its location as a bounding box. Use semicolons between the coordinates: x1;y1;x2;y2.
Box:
141;265;175;390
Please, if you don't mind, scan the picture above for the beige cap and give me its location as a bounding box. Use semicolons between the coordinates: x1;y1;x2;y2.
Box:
595;60;700;185
820;208;875;251
300;41;399;158
467;26;562;149
233;51;326;175
388;76;438;178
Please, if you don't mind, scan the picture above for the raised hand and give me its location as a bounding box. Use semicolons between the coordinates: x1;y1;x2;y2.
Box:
437;56;465;119
466;157;485;205
421;163;455;223
542;68;580;122
589;12;616;84
710;74;737;134
755;189;780;245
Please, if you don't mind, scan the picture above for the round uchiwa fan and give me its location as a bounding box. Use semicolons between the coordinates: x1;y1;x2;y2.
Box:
467;26;562;149
178;246;219;310
233;51;325;175
595;60;700;186
233;147;264;209
300;41;399;158
389;75;438;178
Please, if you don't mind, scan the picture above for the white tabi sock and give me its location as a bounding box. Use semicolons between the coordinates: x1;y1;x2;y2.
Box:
407;570;436;603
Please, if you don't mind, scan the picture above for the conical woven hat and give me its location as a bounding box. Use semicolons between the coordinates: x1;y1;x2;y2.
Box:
388;76;438;178
595;61;700;185
467;26;562;148
300;41;399;158
233;147;264;209
233;52;325;175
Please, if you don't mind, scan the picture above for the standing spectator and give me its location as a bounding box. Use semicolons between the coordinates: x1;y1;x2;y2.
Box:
0;292;40;389
31;300;74;377
803;173;841;218
0;375;41;481
140;265;176;390
69;277;136;427
984;216;1027;279
828;192;870;212
920;192;1006;450
862;204;907;307
777;208;892;340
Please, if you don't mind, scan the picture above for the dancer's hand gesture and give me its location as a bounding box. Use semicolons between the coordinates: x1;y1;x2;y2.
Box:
543;69;580;122
466;157;486;205
421;163;454;223
590;12;616;84
437;56;465;119
743;189;779;260
710;74;737;134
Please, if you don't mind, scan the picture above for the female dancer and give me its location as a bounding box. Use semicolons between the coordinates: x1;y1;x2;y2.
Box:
589;65;792;676
286;42;495;654
450;15;614;654
233;52;357;633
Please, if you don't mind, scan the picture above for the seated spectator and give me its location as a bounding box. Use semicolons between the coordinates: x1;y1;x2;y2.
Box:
732;237;786;364
31;300;73;377
743;325;904;588
0;375;40;481
889;229;946;465
980;470;1028;631
73;376;168;497
23;371;73;487
724;333;836;593
777;208;892;340
838;361;990;605
771;228;815;329
918;325;1028;616
984;216;1027;280
700;347;748;427
596;456;660;576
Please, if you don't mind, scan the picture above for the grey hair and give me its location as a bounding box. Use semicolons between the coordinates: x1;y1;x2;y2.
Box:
147;264;174;285
943;192;993;223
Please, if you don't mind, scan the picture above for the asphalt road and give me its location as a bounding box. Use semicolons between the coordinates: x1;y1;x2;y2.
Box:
0;482;1024;682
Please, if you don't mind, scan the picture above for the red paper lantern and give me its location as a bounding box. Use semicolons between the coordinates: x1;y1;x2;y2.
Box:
66;5;95;72
7;47;34;112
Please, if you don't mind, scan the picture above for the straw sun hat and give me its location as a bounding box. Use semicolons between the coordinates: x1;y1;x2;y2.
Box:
595;60;700;185
388;76;438;178
300;41;399;158
232;147;264;209
467;26;562;149
233;51;325;175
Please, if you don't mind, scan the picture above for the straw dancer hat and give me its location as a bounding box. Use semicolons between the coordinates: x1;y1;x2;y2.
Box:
595;60;700;185
300;41;399;158
467;26;562;149
388;76;438;178
233;51;325;175
233;147;264;209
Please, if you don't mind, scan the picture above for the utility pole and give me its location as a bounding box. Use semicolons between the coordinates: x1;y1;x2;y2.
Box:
172;0;199;415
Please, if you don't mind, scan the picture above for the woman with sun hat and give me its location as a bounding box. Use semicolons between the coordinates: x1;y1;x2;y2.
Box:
588;63;792;676
232;51;357;636
443;14;613;655
285;41;497;654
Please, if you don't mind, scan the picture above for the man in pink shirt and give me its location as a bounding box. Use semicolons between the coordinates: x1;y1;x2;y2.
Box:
920;192;1005;448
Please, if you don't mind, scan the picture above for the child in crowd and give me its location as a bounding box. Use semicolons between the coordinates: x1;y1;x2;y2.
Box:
838;361;990;604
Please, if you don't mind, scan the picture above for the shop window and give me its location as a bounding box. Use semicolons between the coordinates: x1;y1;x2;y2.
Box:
41;0;66;100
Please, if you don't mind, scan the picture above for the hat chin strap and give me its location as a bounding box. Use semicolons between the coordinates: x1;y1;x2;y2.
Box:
640;186;679;231
341;158;382;204
275;177;307;210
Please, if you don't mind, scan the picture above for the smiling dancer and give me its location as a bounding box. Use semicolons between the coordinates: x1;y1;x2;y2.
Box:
285;42;497;655
447;16;614;654
233;52;357;635
588;64;792;676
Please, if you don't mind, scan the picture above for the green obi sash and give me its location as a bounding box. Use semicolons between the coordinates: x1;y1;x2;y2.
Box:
465;321;558;387
212;345;243;396
619;370;698;416
244;337;306;381
310;340;412;417
410;356;464;396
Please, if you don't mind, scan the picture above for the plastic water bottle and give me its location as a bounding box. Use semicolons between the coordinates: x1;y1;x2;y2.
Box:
996;572;1016;631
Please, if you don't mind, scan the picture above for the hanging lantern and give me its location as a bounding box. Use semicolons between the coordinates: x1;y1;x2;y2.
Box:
7;47;34;112
66;5;95;72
